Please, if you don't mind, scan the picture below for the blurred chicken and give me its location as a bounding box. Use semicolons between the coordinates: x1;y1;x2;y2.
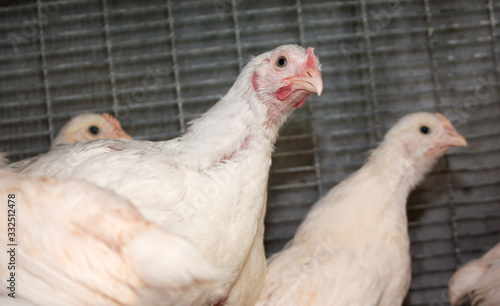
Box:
53;113;133;146
257;113;467;306
0;153;7;167
449;243;500;306
9;45;323;305
0;170;221;306
2;114;132;171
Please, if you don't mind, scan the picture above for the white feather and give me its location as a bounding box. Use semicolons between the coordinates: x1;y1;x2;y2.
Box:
0;170;221;306
8;44;321;305
449;243;500;306
257;112;467;306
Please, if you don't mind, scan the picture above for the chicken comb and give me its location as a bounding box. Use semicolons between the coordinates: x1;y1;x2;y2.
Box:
305;47;319;69
435;112;454;129
102;113;124;131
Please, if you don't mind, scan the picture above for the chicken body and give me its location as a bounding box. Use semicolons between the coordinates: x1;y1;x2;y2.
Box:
449;242;500;306
9;45;323;305
257;113;467;306
0;170;221;306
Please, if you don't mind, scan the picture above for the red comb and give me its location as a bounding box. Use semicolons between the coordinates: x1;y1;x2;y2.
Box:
101;113;123;131
305;47;317;68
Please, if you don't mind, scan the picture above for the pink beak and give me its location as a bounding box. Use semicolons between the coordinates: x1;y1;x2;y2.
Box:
102;113;133;140
285;68;323;96
283;47;323;96
426;113;467;155
115;130;133;140
435;113;468;148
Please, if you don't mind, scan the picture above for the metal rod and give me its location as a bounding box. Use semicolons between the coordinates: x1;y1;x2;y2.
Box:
423;0;463;267
166;0;186;133
296;0;323;196
36;0;54;143
486;0;500;99
359;0;383;140
231;0;244;71
101;0;119;117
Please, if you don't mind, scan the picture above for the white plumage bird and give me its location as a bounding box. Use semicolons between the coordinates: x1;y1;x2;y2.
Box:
0;170;221;306
449;242;500;306
257;112;467;306
52;113;133;146
2;113;131;170
9;44;323;305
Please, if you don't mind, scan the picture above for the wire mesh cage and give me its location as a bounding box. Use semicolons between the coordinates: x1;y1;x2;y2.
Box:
1;0;500;305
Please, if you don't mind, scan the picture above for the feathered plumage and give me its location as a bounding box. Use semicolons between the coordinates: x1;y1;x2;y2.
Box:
2;113;131;170
257;112;467;306
0;170;221;306
53;113;133;146
8;45;323;305
449;243;500;306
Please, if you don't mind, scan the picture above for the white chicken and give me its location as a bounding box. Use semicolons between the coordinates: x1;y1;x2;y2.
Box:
3;113;132;171
449;242;500;306
9;45;323;305
53;113;133;146
0;170;221;306
257;112;467;306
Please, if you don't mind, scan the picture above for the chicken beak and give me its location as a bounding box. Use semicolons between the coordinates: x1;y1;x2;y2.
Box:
436;113;468;148
117;131;133;140
102;113;133;140
285;68;323;96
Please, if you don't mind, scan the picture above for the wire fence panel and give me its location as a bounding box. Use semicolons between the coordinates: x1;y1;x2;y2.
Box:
1;1;499;305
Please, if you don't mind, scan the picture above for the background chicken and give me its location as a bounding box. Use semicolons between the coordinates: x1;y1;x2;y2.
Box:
0;170;221;306
3;113;132;170
257;112;467;306
53;113;133;146
9;45;323;305
449;242;500;306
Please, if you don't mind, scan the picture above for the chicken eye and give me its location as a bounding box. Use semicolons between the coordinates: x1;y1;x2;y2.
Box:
420;126;430;134
276;56;287;68
89;126;100;135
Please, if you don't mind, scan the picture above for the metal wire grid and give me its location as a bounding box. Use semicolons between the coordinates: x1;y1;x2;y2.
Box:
1;0;500;305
